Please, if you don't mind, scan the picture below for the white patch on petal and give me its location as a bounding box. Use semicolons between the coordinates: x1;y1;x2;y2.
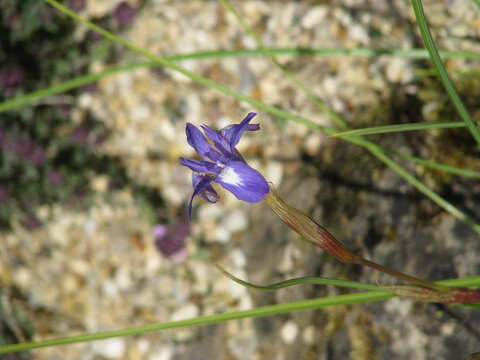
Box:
218;166;243;186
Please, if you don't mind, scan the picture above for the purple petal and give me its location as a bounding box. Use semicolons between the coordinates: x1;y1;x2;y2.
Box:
153;221;190;262
189;175;218;219
192;173;220;203
215;160;269;203
223;112;259;149
186;123;223;162
153;224;168;238
200;125;232;157
180;157;222;174
221;124;260;144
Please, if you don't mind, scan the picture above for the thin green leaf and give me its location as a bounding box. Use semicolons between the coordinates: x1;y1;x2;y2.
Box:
1;275;479;354
171;47;480;60
216;265;383;292
411;0;480;146
3;45;480;112
331;121;465;137
388;150;480;179
348;136;480;232
0;62;154;113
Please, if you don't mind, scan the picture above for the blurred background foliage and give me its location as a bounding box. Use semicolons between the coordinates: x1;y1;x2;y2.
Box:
0;0;166;232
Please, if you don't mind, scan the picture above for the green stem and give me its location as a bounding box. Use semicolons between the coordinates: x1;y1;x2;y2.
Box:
216;264;383;291
0;292;391;354
388;150;480;179
3;46;480;112
331;121;465;137
354;257;448;291
411;0;480;146
2;275;479;355
349;136;480;233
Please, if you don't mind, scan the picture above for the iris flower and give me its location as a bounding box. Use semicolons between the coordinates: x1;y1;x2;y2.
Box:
180;112;269;218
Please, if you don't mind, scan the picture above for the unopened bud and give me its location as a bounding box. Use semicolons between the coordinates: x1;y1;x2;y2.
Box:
264;186;356;263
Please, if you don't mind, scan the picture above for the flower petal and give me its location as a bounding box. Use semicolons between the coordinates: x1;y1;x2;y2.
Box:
221;112;259;149
200;125;232;157
180;157;222;174
192;173;219;203
186;123;223;162
221;124;260;144
215;160;269;203
188;175;217;219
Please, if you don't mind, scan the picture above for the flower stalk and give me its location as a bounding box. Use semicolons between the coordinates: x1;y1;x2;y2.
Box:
264;187;355;263
264;185;480;302
380;284;480;303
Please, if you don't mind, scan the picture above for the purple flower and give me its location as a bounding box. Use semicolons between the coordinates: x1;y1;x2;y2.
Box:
153;221;190;262
180;112;269;219
113;2;136;27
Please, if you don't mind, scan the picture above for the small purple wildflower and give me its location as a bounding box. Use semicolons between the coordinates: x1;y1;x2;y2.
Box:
113;2;136;27
153;220;190;262
180;112;269;219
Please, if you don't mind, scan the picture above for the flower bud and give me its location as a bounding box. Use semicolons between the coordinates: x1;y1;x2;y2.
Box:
264;186;356;263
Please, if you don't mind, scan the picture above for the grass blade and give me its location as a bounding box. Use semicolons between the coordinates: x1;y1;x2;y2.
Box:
216;265;383;291
411;0;480;146
388;150;480;179
331;121;465;137
1;275;479;354
4;46;480;112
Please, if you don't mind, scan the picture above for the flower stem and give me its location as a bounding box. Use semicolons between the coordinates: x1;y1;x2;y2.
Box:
353;257;448;291
264;187;451;291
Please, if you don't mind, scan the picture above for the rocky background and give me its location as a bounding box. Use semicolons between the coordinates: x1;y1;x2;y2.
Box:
1;0;480;359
